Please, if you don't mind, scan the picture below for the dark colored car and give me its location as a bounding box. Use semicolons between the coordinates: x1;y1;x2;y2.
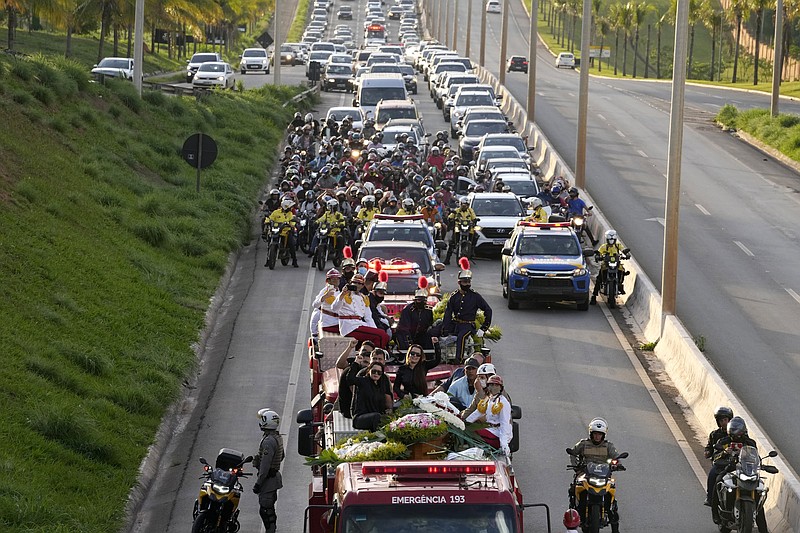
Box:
507;55;528;73
458;119;511;161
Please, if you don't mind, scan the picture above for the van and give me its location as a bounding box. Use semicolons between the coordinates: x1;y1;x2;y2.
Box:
354;73;408;118
311;42;336;53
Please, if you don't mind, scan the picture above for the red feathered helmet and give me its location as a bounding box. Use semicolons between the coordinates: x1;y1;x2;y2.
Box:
457;257;472;280
414;276;429;299
374;270;389;291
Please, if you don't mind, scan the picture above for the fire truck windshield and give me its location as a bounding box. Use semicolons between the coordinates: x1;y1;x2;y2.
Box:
340;504;517;532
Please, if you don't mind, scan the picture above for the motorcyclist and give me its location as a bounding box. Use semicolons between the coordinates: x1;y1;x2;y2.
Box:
704;406;733;507
305;112;320;138
362;118;377;139
565;187;597;245
355;195;379;231
289;111;304;130
310;199;347;267
420;196;445;237
570;418;620;533
441;263;492;362
382;195;400;215
397;197;417;216
426;146;445;172
266;198;299;267
253;409;285;533
263;189;282;215
444;197;477;265
308;148;333;172
524;197;549;223
590;230;628;305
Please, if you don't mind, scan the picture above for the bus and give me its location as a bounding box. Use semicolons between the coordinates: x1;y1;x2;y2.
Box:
364;23;386;45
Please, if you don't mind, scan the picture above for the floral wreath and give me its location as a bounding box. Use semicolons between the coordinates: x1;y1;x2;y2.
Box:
413;392;465;431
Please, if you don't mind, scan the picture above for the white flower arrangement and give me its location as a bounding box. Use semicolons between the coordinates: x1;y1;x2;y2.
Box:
337;440;388;460
413;392;466;431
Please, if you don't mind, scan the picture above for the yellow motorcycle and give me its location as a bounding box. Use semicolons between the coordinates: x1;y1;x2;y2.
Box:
566;448;628;533
191;448;253;533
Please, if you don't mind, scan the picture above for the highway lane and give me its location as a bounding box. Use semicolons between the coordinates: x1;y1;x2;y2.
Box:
440;0;800;472
132;7;723;530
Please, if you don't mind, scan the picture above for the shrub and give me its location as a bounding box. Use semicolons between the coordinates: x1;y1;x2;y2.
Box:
48;117;68;133
31;85;55;105
15;179;40;203
112;81;143;113
12;90;33;105
11;59;33;81
778;114;800;128
27;403;119;464
131;219;170;247
108;104;122;118
143;89;167;107
716;104;738;128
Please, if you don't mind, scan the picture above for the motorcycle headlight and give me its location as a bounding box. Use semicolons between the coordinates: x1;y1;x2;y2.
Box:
739;473;758;482
351;149;361;159
474;225;482;232
608;261;618;268
573;268;587;277
589;477;607;487
574;217;584;226
212;483;231;494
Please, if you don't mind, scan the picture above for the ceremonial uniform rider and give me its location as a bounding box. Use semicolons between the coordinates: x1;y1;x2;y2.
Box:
441;259;492;362
311;269;342;336
252;409;285;533
395;280;435;350
332;273;389;348
266;198;299;267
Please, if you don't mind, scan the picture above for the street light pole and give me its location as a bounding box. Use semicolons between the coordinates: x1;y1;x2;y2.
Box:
527;0;538;123
480;0;487;66
274;0;281;85
574;0;591;188
661;0;690;316
133;0;144;95
466;0;473;57
499;0;510;85
438;0;445;42
771;0;784;116
453;0;459;54
447;0;453;48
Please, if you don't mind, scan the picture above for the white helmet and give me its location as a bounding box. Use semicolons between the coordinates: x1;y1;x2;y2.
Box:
477;363;496;375
327;198;339;210
281;198;295;210
363;181;375;194
588;417;608;436
402;198;414;209
530;197;543;209
258;408;280;430
605;230;617;244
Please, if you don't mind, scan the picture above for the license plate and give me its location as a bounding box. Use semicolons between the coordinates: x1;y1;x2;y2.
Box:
492;239;506;245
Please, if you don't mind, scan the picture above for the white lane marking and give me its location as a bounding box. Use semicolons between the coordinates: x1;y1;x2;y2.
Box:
662;172;668;179
785;288;800;305
695;204;711;216
597;113;606;121
616;129;626;138
537;91;545;96
646;217;665;226
568;92;575;97
733;240;755;257
599;304;708;487
637;149;648;158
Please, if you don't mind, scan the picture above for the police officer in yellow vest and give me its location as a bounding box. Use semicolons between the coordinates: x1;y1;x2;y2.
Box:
266;198;299;267
524;198;549;223
570;418;621;532
252;409;285;533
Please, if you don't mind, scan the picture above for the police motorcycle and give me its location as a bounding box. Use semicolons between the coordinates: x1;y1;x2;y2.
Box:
191;449;253;533
568;206;593;245
297;211;314;255
314;221;343;271
453;218;478;261
566;448;628;533
713;446;778;533
263;221;294;270
594;248;630;309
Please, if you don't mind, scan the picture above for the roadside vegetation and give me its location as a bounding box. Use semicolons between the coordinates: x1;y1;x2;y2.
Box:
0;51;305;532
287;0;313;42
717;103;800;161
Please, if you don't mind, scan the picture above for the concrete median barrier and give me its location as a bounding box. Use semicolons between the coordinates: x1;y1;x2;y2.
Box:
474;62;800;532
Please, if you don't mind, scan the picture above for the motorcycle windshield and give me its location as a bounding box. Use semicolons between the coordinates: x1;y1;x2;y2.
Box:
210;468;234;486
585;462;610;478
738;446;761;477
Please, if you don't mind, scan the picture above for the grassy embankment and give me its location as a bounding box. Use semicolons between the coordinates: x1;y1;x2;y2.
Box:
0;51;307;532
287;0;312;42
717;104;800;161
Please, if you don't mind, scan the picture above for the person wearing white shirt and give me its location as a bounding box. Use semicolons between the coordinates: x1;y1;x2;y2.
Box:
465;374;512;456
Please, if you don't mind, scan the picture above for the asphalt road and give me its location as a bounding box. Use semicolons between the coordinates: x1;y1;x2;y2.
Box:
440;0;800;473
131;4;726;532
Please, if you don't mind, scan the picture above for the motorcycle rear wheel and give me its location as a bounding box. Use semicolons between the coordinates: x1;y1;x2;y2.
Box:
191;511;216;533
316;245;328;272
738;500;755;533
267;244;277;270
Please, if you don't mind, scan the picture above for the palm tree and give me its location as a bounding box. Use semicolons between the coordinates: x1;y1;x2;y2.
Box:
619;2;633;76
608;2;624;74
781;0;800;80
4;0;28;51
751;0;774;85
700;0;722;81
568;0;580;53
630;1;652;78
687;0;703;76
655;12;669;79
592;0;603;69
726;0;748;82
597;16;611;71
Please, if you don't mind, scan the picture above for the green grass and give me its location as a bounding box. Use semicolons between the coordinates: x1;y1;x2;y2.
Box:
716;103;800;161
287;0;312;42
0;51;307;532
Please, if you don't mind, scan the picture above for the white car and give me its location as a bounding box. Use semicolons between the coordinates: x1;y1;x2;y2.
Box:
192;62;235;89
239;48;270;75
326;106;365;131
91;57;135;80
486;0;501;13
556;52;576;69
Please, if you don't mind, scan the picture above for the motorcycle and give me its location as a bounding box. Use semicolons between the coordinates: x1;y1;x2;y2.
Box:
297;213;312;255
713;446;778;533
315;222;343;271
568;206;593;245
594;249;630;309
566;448;628;533
191;449;253;533
263;221;293;270
453;219;477;260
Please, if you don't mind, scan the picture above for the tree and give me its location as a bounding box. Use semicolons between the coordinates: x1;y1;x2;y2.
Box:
4;0;28;51
655;12;669;79
700;0;723;81
727;0;748;82
608;2;624;74
597;16;610;71
751;0;774;85
630;1;653;78
619;2;633;76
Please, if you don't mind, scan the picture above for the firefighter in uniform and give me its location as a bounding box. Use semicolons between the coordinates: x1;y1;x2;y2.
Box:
311;268;341;336
570;418;620;533
441;260;492;362
253;409;285;533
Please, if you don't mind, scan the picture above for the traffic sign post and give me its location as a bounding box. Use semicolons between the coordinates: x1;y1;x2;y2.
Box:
181;133;218;192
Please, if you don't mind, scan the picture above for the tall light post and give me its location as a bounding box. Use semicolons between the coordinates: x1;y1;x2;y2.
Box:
527;0;538;123
447;0;453;48
661;0;690;316
453;0;459;54
480;0;487;65
274;0;281;85
438;0;445;42
771;0;784;116
499;0;510;85
466;0;473;57
574;0;591;188
133;0;144;95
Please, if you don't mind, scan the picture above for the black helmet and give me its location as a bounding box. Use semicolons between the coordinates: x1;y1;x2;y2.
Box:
568;187;579;197
727;416;747;439
714;406;734;423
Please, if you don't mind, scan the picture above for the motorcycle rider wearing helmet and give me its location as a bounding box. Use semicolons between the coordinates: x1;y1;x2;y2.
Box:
304;112;320;137
570;418;620;532
704;406;733;507
333;273;389;348
427;146;445;172
444;197;477;265
565;187;598;245
525;197;549;223
308;148;332;172
382;195;400;215
289;111;304;130
266;198;299;267
465;374;512;456
590;230;628;304
441;265;492;362
362;118;377;139
310;199;347;266
252;409;285;533
420;196;445;236
397;197;417;216
356;195;379;223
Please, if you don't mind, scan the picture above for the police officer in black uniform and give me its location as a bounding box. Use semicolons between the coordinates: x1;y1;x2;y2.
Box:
704;406;733;506
253;408;285;533
441;263;492;362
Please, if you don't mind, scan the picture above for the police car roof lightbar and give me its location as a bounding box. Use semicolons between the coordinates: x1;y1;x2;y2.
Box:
373;213;424;221
362;461;496;477
516;221;571;228
366;258;420;273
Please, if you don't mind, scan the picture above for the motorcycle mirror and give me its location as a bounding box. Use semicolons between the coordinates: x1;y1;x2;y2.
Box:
566;447;575;456
762;465;780;474
243;455;254;464
199;457;208;465
768;450;779;458
622;248;631;254
615;451;629;459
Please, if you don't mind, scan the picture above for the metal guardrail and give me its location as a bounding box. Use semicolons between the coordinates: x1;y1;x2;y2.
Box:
282;83;321;108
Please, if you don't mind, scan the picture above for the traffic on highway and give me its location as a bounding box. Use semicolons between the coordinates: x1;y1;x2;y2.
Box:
130;0;792;532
